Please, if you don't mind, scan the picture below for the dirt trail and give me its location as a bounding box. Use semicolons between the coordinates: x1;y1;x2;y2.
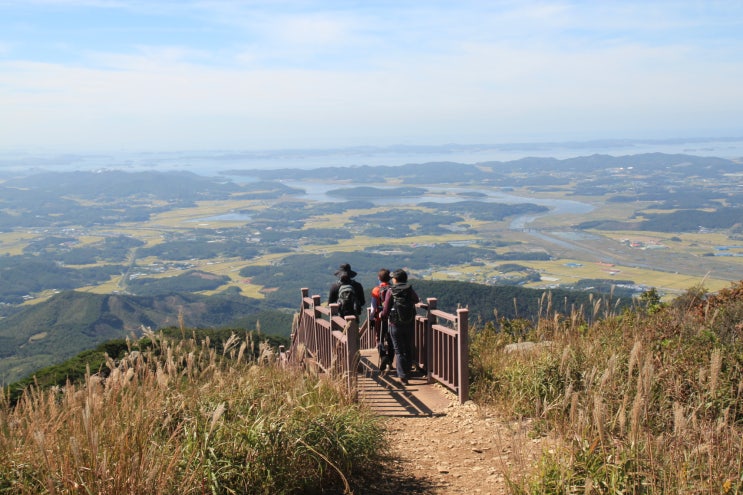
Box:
360;392;554;495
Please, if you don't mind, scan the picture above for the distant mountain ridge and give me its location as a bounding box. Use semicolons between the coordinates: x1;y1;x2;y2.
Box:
226;153;741;182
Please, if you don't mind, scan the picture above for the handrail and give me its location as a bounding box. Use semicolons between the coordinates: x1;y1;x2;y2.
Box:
290;288;360;398
417;298;469;404
288;289;469;403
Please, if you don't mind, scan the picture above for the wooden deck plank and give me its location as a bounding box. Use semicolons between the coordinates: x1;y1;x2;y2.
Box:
358;349;454;417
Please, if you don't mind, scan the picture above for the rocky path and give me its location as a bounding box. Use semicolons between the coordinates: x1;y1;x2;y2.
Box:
361;393;554;495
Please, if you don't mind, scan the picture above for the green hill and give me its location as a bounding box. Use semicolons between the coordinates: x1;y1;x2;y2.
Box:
0;290;293;384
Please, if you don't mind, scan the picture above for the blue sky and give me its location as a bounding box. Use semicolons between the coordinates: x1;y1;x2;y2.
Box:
1;0;742;152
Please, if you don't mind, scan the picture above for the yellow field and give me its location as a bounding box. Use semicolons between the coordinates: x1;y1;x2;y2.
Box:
524;259;730;294
529;201;641;229
107;228;165;246
72;235;102;246
599;230;734;250
0;231;38;255
425;258;731;297
144;199;260;228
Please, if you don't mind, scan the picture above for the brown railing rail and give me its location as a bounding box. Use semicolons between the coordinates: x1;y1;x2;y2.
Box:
416;298;469;404
287;288;470;404
289;288;361;397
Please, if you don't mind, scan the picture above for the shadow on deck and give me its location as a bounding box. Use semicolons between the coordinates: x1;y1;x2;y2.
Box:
357;349;454;417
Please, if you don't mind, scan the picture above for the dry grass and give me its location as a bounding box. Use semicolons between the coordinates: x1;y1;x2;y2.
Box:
0;330;385;494
470;283;743;494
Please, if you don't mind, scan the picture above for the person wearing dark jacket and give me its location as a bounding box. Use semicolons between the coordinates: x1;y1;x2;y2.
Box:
328;263;365;317
379;269;419;385
371;268;393;373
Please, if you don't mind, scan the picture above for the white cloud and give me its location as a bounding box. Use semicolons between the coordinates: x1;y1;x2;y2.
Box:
1;1;742;151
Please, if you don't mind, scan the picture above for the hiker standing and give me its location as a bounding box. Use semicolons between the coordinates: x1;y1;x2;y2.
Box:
328;263;365;318
371;268;393;373
380;269;419;385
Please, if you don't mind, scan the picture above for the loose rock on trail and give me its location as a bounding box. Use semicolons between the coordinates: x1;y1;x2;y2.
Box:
362;390;554;495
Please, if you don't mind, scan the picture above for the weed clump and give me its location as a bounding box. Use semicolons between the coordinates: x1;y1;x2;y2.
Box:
471;281;743;493
0;330;385;494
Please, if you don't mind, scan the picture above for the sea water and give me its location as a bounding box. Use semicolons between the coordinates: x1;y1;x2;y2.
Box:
1;138;742;176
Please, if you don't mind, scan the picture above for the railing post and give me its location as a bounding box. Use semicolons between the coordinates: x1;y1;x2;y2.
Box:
297;288;310;331
361;306;373;349
309;295;321;364
345;316;360;400
457;308;469;404
426;298;437;384
290;288;312;366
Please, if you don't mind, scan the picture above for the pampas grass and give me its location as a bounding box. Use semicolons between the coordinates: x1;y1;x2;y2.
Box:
0;331;385;494
471;282;743;493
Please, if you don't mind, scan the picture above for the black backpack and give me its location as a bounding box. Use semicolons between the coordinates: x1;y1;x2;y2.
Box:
389;284;416;324
337;283;359;317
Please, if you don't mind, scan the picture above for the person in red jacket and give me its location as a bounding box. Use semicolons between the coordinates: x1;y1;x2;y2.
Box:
371;268;393;373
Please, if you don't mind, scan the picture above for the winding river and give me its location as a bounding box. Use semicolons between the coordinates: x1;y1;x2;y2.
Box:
280;180;595;229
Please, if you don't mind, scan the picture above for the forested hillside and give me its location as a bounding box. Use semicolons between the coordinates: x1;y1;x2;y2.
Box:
0;290;292;384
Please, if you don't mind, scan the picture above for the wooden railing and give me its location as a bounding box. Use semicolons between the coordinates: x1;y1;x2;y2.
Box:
287;288;470;404
289;288;361;398
415;298;469;404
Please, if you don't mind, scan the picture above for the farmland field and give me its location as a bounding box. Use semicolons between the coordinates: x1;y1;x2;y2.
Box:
2;154;743;308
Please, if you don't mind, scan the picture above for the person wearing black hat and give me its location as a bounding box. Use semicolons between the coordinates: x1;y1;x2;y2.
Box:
328;263;365;318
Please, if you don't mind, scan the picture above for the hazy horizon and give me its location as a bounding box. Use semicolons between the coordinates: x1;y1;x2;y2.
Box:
2;2;742;153
1;136;742;175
